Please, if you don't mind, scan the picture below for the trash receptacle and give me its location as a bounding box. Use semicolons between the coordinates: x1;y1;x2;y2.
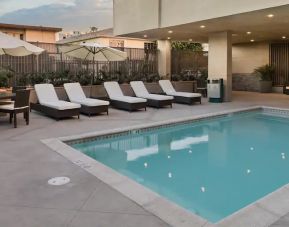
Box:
207;79;224;103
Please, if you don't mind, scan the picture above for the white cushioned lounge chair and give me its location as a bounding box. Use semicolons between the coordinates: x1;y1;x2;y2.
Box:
130;81;173;108
159;80;202;104
64;83;109;116
31;84;81;120
104;81;147;112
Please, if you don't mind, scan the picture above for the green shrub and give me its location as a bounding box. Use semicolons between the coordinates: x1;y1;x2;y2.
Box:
254;64;275;81
0;74;8;87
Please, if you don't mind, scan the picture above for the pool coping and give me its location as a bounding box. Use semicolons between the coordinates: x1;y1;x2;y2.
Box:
42;106;289;227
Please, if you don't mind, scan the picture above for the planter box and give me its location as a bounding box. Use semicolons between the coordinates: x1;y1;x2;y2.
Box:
259;81;272;93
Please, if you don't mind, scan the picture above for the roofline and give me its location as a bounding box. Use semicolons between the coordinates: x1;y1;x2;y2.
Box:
0;23;62;32
57;35;153;44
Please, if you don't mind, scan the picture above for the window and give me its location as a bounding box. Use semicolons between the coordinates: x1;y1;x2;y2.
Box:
144;42;157;50
109;39;124;48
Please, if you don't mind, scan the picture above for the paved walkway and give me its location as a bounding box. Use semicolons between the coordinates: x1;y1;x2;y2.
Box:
1;91;289;227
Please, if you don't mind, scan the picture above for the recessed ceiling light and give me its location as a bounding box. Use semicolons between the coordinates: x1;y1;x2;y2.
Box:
143;34;147;38
250;39;255;42
267;14;274;18
246;31;251;35
200;25;206;28
282;36;287;39
189;38;193;42
168;30;173;34
167;37;171;40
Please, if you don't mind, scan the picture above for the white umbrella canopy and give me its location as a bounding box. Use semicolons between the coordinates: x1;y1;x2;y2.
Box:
0;32;44;56
59;42;128;61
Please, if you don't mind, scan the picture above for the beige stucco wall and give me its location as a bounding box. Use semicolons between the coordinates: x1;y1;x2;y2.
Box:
0;28;25;39
25;30;57;43
160;0;289;27
232;42;269;74
208;32;232;101
123;39;147;48
157;40;171;78
113;0;159;35
114;0;289;35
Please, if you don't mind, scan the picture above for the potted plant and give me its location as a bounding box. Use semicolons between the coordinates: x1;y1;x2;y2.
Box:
254;64;275;93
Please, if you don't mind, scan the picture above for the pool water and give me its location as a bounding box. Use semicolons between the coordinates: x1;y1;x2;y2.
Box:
72;111;289;223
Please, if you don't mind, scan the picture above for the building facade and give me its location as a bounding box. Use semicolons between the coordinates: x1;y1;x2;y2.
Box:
0;23;62;43
113;0;289;100
57;28;154;49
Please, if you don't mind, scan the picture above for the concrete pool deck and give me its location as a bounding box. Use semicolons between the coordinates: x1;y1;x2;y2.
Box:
1;91;289;227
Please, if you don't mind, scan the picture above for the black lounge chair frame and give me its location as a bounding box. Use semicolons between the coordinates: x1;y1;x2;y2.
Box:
147;99;173;108
80;104;109;117
110;100;147;112
173;96;202;105
30;102;80;120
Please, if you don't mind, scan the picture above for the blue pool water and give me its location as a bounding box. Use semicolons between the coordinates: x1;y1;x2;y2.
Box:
72;111;289;223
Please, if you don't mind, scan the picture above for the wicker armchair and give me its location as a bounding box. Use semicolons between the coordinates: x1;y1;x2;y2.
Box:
0;89;30;128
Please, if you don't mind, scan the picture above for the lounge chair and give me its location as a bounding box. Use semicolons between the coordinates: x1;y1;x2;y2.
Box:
159;80;202;104
0;89;30;128
130;81;173;108
104;81;147;112
31;84;81;120
64;83;109;116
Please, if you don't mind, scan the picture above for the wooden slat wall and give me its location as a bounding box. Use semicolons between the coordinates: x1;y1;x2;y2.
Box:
0;42;158;80
270;43;289;86
171;50;208;75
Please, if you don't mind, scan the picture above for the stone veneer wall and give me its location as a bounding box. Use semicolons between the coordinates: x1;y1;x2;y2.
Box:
232;73;260;92
29;81;197;103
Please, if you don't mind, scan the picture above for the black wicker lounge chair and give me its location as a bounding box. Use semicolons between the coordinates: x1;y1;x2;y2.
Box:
130;81;173;108
64;83;109;116
104;81;147;112
31;84;80;120
159;80;202;105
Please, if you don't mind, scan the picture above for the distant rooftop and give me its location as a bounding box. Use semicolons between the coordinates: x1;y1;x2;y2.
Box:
57;28;149;44
0;23;62;32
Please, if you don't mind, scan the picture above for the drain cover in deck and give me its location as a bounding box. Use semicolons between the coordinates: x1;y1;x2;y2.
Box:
48;177;70;186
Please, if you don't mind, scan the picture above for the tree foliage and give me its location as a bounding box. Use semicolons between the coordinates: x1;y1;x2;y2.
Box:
171;41;203;51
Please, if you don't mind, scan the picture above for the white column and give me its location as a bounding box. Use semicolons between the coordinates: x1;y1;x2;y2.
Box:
208;31;232;101
157;40;171;79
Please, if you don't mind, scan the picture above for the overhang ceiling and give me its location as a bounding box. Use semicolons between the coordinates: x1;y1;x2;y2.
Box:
120;4;289;44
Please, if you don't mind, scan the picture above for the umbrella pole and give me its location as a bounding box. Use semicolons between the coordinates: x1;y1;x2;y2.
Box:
92;56;95;85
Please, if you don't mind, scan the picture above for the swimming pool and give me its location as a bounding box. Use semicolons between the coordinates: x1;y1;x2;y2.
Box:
71;109;289;223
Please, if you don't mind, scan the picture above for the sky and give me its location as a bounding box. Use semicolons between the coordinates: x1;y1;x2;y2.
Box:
0;0;113;32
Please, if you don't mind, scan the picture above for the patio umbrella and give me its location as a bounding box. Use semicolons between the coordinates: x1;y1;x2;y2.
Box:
59;42;128;84
0;32;44;56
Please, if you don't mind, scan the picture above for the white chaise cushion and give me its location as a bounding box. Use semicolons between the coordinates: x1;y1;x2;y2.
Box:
34;84;80;110
112;96;146;103
34;84;59;104
130;81;150;97
77;98;109;106
104;81;124;98
64;83;109;106
41;101;80;110
159;80;201;98
130;81;173;100
166;91;201;98
104;81;146;103
159;80;176;94
141;93;174;101
64;82;86;102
